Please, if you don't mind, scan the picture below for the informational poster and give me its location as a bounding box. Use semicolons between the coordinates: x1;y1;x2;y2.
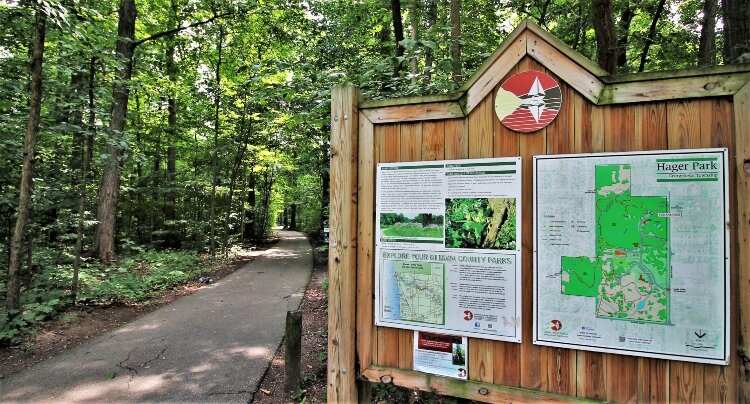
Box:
413;331;468;380
375;158;522;342
534;149;730;364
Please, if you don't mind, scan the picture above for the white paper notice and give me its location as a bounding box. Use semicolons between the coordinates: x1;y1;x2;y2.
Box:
413;331;468;379
375;157;522;342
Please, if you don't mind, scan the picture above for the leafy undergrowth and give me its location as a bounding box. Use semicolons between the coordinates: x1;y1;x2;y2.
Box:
0;249;229;346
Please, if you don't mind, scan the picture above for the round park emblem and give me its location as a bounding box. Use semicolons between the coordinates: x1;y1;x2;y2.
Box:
495;70;561;133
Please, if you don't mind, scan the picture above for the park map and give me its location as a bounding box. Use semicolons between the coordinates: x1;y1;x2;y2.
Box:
535;150;729;364
561;164;669;324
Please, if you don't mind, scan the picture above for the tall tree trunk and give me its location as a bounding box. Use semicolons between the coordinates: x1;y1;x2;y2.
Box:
538;0;553;27
87;57;97;175
698;0;719;66
134;93;145;243
258;169;273;241
244;167;256;242
450;0;461;83
93;0;137;264
69;70;86;173
638;0;666;72
151;119;161;243
165;42;178;222
290;204;297;231
409;0;419;85
164;0;179;223
591;0;618;73
72;57;96;304
222;122;249;257
572;1;585;50
391;0;405;78
6;5;45;311
722;0;750;63
616;3;634;71
423;0;438;82
209;24;224;256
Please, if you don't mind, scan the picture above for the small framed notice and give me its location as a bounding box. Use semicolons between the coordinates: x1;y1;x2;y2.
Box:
413;331;468;379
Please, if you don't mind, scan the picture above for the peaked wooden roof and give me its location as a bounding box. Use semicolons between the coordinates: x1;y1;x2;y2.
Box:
360;19;750;121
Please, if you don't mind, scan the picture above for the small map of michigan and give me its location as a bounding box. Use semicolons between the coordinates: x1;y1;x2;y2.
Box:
561;164;670;324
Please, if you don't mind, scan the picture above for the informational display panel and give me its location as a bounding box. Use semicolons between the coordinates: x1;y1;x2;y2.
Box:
534;149;730;364
413;332;468;379
375;158;522;342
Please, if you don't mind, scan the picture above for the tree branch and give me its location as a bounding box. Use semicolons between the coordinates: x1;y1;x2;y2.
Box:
133;11;232;47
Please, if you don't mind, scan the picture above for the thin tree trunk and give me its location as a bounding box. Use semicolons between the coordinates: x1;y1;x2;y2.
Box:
423;0;437;82
722;0;750;63
391;0;405;78
69;70;86;173
134;93;145;244
164;0;179;224
222;122;249;257
72;63;94;303
698;0;719;66
210;24;224;256
450;0;461;83
638;0;666;72
616;3;634;71
151;107;162;243
239;167;247;245
87;57;96;175
409;0;419;85
93;0;137;264
538;0;553;27
7;4;45;311
572;1;584;50
592;0;617;73
165;42;178;222
244;166;256;242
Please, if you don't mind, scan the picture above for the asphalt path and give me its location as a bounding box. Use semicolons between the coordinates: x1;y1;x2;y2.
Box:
0;230;312;403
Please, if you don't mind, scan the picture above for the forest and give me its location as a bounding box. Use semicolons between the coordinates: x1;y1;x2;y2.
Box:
1;0;748;343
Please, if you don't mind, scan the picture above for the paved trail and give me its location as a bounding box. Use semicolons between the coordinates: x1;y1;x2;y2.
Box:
0;230;312;403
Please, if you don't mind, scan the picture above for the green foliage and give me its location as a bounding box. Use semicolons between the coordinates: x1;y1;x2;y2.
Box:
0;298;63;346
0;248;209;345
445;198;516;250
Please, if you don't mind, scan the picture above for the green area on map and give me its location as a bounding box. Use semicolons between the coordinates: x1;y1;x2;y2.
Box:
562;164;670;324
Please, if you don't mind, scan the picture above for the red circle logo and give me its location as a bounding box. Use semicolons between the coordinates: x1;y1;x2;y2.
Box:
495;70;561;133
463;310;473;321
550;319;562;331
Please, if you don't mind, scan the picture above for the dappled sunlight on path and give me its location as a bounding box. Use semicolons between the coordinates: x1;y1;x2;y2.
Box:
0;231;312;403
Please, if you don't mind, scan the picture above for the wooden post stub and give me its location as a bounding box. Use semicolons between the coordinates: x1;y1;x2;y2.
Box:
285;310;302;397
328;84;360;403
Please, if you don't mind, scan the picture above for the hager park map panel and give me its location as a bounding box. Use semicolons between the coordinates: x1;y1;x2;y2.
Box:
534;149;729;365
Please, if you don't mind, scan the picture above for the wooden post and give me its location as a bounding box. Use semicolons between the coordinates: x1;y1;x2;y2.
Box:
285;310;302;396
328;84;360;403
734;83;750;403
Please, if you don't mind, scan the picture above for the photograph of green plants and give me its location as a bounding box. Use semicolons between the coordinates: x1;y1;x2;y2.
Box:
445;198;517;250
379;213;444;238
